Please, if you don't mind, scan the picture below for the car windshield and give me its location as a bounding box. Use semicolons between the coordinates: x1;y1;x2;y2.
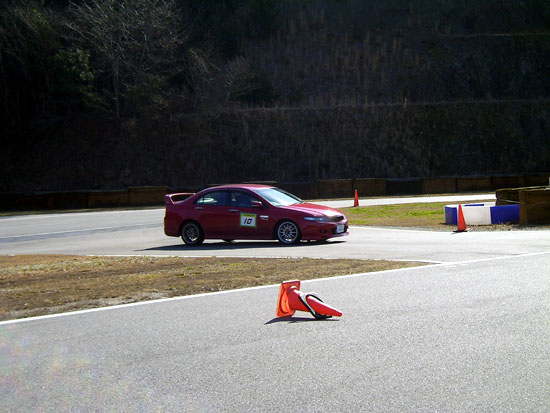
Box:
254;187;303;206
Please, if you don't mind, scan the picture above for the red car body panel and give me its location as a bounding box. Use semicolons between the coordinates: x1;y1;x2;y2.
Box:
164;184;349;243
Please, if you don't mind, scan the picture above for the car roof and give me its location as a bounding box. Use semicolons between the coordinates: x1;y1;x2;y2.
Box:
204;184;275;191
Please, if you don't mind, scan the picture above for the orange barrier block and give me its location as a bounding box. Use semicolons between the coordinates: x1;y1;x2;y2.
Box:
275;280;342;320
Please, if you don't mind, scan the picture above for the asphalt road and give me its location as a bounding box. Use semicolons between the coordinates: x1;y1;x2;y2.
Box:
0;193;546;264
1;195;549;411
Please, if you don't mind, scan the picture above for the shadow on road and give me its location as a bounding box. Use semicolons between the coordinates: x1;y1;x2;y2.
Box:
139;240;346;252
264;316;339;324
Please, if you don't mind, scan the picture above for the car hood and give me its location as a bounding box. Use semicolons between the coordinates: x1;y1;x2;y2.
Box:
282;202;345;217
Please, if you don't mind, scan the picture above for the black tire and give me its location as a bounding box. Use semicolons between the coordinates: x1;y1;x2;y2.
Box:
276;220;301;244
180;221;204;246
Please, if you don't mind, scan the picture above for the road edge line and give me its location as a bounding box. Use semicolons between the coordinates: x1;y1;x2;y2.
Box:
2;251;548;326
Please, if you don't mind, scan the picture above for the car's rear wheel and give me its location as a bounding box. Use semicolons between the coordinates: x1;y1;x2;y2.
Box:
276;220;300;244
180;221;204;246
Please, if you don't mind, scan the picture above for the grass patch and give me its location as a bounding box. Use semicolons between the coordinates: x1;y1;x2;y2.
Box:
0;255;424;321
343;200;498;230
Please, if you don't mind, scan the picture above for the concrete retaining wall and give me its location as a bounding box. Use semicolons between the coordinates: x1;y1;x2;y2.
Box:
277;182;318;200
88;190;129;208
491;175;525;190
316;179;354;199
524;173;550;186
422;177;457;194
456;176;492;192
1;187;167;211
495;188;521;206
497;186;550;225
519;188;550;225
128;186;168;206
1;173;549;211
354;178;387;197
387;178;423;195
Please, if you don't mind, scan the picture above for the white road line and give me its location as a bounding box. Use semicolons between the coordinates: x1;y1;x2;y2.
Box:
0;209;164;221
349;225;444;233
0;223;159;239
305;251;550;284
0;283;278;326
432;251;550;266
2;251;548;326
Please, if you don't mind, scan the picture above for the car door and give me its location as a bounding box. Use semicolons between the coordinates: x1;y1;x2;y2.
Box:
192;190;233;237
228;190;272;239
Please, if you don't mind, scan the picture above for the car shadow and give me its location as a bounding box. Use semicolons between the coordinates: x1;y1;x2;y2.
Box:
140;240;346;252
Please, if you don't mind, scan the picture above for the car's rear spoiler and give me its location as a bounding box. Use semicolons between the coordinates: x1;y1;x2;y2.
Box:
164;193;194;205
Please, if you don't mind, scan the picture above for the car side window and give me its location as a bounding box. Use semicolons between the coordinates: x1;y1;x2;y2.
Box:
230;191;259;208
195;191;228;206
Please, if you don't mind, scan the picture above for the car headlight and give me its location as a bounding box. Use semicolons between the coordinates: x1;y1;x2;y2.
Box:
304;216;328;222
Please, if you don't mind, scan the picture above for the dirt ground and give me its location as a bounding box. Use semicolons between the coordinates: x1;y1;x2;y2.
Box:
0;255;423;321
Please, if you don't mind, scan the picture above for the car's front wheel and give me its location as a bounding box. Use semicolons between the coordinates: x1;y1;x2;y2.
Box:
276;220;301;244
180;221;204;246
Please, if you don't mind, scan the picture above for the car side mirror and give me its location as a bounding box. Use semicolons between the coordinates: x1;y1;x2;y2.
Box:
251;201;263;208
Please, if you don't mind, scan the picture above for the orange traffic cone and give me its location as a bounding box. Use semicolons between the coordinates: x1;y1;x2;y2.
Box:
275;280;342;319
353;189;359;207
455;204;467;232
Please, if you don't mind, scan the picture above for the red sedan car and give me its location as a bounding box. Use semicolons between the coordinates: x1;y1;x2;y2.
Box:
164;184;349;245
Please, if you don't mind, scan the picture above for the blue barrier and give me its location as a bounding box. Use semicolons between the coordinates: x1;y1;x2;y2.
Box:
445;203;519;225
490;204;520;224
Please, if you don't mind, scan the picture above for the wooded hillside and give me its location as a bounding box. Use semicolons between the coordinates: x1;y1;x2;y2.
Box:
1;0;549;192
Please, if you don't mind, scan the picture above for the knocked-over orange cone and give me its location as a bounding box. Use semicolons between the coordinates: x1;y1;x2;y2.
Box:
455;204;467;232
275;280;342;320
353;190;359;207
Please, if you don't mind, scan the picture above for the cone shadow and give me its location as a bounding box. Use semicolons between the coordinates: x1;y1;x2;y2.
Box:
264;316;339;324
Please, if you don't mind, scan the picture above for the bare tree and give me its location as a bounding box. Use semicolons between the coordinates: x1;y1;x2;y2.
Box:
67;0;185;117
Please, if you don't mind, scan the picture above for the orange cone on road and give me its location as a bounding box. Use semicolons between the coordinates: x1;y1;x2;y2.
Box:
455;204;467;232
353;190;359;207
275;280;342;319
